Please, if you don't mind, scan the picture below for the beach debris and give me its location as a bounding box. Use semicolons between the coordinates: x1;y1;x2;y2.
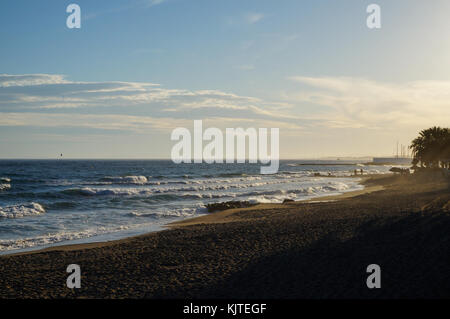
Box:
389;167;410;175
206;201;257;213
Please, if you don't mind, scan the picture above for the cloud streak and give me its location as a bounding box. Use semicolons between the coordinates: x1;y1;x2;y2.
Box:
287;76;450;129
1;74;449;137
0;74;302;133
0;74;68;87
245;13;265;24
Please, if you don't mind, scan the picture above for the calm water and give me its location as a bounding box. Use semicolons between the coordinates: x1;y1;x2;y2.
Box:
0;160;392;254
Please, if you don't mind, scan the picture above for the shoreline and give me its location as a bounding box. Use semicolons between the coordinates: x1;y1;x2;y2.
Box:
0;173;449;298
168;176;384;228
1;175;380;257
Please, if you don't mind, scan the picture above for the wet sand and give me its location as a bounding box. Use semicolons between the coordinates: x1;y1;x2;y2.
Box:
0;174;449;298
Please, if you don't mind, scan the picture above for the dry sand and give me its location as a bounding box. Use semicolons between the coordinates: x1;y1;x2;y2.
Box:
0;174;449;298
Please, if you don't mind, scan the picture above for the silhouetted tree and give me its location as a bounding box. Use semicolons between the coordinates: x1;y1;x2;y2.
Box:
410;127;450;169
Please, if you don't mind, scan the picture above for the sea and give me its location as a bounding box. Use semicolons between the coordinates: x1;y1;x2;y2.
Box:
0;160;393;254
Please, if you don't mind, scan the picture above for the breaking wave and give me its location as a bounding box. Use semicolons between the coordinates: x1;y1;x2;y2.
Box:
127;206;205;218
0;225;131;252
99;176;148;184
0;184;11;191
0;177;11;191
0;202;46;219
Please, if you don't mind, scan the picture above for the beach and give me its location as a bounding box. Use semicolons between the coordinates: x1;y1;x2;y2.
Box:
0;174;449;298
0;160;386;253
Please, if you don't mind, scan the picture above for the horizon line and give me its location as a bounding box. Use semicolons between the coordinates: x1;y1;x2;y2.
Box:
0;157;397;161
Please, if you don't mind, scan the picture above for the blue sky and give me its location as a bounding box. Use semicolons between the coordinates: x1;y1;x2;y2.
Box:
1;0;450;158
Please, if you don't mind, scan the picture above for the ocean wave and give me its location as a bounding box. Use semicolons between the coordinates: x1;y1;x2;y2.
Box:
60;187;236;203
0;225;131;251
151;192;233;201
244;181;361;204
218;173;248;177
59;180;285;198
127;211;158;218
0;202;46;219
99;176;148;184
86;175;267;187
0;184;11;191
8;178;45;184
61;187;218;199
0;206;202;251
61;187;153;197
0;177;11;191
46;201;78;210
127;206;204;218
55;177;355;200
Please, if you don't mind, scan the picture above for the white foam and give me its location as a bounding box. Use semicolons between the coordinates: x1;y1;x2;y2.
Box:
0;202;45;219
0;184;11;191
123;176;148;184
0;225;131;251
245;179;362;204
129;206;203;218
102;175;148;184
66;187;153;196
128;211;155;217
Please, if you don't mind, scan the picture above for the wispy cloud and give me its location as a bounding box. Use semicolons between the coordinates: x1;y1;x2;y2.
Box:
0;112;188;133
287;76;450;129
0;74;301;133
147;0;166;7
234;64;255;71
245;13;265;24
0;74;68;87
0;112;302;134
2;74;448;137
225;12;265;27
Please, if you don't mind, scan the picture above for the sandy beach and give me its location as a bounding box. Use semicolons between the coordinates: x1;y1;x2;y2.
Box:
0;174;449;299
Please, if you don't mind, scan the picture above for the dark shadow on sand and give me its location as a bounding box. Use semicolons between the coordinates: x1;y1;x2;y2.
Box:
186;212;450;299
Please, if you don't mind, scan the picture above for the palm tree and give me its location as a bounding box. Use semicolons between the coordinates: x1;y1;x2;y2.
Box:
410;127;450;168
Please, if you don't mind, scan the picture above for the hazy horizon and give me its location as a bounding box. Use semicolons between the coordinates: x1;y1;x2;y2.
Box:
0;156;404;161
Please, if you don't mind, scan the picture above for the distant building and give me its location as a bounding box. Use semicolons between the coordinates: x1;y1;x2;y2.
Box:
372;157;412;165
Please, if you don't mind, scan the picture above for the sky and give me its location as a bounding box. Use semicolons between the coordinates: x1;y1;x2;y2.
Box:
0;0;450;159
